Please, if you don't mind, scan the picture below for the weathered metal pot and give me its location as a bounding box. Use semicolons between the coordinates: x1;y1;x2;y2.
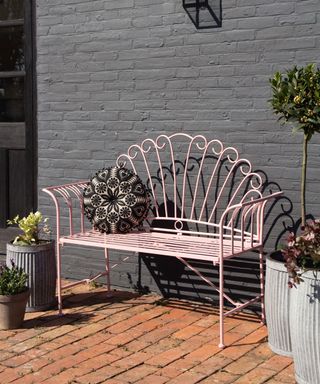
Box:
6;241;56;312
265;251;292;356
0;289;30;329
290;270;320;384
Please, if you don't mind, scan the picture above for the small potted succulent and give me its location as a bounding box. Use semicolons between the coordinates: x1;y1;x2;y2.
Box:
7;211;56;312
0;260;29;329
266;63;320;384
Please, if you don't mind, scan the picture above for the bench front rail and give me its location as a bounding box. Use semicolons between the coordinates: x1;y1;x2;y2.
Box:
43;133;283;348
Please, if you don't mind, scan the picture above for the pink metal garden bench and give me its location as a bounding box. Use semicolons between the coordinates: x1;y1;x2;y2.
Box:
43;133;282;348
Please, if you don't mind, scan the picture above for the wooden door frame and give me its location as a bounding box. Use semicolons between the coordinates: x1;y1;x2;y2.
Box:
0;0;37;227
24;0;37;216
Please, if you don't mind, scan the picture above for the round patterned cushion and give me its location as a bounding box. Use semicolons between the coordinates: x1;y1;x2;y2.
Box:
83;167;150;234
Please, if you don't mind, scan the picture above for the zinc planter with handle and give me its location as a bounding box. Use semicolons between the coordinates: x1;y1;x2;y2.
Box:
265;251;292;357
6;241;56;312
290;270;320;384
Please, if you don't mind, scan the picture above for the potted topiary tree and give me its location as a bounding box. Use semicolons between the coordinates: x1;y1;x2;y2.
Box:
0;260;30;329
267;63;320;384
6;212;57;312
270;63;320;227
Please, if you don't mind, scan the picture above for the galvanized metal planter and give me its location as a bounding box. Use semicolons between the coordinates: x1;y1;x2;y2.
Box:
265;252;292;357
0;289;30;329
6;241;56;312
290;270;320;384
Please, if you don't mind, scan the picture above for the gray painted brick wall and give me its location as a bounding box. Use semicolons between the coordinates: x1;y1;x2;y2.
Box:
36;0;320;295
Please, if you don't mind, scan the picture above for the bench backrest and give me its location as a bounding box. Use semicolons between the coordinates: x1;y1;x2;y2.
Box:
116;133;263;235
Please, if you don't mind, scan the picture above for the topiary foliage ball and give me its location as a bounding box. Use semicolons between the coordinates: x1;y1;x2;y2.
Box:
83;166;151;234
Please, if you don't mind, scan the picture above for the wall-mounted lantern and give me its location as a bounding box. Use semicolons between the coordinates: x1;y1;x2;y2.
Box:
183;0;222;29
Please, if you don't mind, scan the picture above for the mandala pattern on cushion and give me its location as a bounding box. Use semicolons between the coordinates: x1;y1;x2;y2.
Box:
83;167;150;234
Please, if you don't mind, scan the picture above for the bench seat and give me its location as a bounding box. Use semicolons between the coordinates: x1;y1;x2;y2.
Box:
60;229;260;262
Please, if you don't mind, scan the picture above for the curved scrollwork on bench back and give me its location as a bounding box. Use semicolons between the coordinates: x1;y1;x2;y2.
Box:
116;133;265;241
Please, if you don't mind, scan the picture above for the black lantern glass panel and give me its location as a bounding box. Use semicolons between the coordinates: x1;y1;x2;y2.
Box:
183;0;222;29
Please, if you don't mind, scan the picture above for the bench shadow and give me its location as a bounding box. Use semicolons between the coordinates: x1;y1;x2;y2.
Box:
22;289;142;329
153;296;262;323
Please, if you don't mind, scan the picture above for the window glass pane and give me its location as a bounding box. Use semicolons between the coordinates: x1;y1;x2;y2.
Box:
0;26;24;71
0;77;24;122
0;0;24;21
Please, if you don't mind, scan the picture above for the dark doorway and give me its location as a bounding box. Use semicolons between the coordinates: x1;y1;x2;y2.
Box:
0;0;36;227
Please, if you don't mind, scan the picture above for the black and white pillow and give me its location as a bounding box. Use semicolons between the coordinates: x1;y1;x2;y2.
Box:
83;166;150;234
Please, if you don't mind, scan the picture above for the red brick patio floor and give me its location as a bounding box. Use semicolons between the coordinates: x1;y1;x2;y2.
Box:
0;284;295;384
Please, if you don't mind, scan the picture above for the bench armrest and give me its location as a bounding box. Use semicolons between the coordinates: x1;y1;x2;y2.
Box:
218;191;283;255
42;181;89;241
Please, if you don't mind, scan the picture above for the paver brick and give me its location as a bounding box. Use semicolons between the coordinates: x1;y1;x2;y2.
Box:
111;364;158;382
157;358;196;379
271;364;296;383
232;367;276;384
166;370;207;384
172;324;204;340
235;326;268;346
199;370;239;384
137;374;169;384
220;342;258;360
146;346;189;367
0;351;15;363
1;353;35;368
224;355;263;375
184;343;221;362
0;368;22;383
76;365;125;384
247;343;274;360
193;354;233;375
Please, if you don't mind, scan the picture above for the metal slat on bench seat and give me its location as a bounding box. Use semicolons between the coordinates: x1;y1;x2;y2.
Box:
60;230;260;262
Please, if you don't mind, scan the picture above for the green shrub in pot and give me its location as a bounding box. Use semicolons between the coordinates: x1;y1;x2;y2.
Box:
0;260;28;295
0;260;29;329
7;211;51;246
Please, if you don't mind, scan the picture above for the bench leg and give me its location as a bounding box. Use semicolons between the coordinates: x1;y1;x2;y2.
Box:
104;247;111;292
56;242;63;315
219;258;225;349
259;246;265;324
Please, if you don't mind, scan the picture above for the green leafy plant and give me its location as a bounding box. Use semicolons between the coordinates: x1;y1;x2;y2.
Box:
0;260;28;295
282;220;320;286
7;211;51;246
270;63;320;227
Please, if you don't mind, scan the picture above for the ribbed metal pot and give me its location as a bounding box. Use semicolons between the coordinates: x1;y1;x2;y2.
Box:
265;252;292;356
6;241;56;312
290;270;320;384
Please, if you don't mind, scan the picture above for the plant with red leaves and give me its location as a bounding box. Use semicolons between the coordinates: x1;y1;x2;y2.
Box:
282;220;320;287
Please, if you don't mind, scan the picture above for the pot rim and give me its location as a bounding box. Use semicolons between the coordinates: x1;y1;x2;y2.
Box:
6;240;55;253
0;288;30;302
266;252;288;273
